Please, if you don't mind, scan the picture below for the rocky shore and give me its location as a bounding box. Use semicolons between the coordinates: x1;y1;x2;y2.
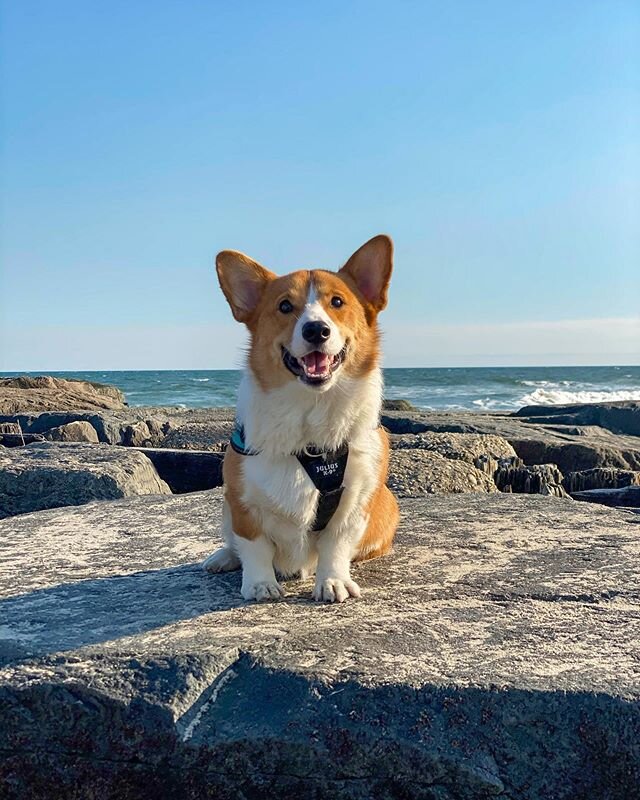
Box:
1;376;639;515
1;376;639;798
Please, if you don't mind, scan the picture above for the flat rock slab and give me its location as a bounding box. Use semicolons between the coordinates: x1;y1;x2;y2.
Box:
0;376;125;413
1;492;639;799
515;401;640;437
0;442;171;518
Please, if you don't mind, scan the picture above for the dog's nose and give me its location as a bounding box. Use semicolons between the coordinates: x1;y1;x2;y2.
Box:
302;321;331;345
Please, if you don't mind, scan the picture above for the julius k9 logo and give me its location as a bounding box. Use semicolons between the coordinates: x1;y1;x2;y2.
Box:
316;461;339;477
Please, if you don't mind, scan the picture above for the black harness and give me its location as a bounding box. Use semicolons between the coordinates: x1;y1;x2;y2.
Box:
229;424;349;532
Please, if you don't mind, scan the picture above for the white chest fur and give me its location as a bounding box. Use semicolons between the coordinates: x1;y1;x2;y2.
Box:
236;368;383;538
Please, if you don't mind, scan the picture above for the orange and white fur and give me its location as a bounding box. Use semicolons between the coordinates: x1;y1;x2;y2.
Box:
203;235;399;603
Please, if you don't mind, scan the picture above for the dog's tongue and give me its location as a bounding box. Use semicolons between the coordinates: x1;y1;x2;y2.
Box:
301;351;330;375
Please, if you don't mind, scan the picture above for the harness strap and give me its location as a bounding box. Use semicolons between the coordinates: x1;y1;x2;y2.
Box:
229;425;259;456
296;444;349;531
229;423;348;531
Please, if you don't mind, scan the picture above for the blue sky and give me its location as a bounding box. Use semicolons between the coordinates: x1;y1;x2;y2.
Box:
1;1;638;369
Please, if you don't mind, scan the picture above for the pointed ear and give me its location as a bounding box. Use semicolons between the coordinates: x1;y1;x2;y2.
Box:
339;235;393;312
216;250;276;323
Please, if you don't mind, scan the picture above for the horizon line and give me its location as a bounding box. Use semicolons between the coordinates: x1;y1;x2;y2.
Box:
2;363;639;374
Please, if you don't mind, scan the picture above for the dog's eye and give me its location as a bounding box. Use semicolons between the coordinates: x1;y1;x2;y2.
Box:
331;296;344;308
278;299;294;314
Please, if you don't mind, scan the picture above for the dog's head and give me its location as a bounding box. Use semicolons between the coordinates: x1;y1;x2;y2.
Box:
216;235;393;391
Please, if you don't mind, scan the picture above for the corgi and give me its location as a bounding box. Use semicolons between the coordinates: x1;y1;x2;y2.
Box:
203;235;399;603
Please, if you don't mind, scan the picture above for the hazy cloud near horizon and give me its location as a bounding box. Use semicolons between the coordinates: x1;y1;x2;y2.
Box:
3;317;638;372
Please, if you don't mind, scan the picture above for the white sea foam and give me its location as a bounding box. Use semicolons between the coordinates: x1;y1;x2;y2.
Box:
472;397;507;410
193;378;210;382
518;387;640;406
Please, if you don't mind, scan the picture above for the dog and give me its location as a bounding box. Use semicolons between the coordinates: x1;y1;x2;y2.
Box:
202;234;399;602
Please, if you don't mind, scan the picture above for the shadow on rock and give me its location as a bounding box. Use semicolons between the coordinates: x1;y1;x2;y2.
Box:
2;652;638;800
0;563;246;664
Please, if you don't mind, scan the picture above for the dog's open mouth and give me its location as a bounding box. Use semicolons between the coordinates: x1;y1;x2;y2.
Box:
282;345;347;385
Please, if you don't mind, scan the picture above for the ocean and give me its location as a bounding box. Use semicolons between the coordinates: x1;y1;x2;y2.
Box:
6;366;640;411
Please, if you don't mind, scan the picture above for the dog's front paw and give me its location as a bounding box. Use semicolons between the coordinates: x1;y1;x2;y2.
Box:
241;579;284;602
312;577;361;603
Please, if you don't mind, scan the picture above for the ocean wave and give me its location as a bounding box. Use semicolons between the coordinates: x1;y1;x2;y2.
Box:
519;379;573;388
472;397;510;410
192;378;210;382
518;387;640;406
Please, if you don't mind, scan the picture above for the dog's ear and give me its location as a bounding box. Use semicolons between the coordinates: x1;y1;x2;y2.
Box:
339;235;393;312
216;251;276;323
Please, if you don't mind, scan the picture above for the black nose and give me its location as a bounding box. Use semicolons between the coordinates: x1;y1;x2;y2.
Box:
302;321;331;345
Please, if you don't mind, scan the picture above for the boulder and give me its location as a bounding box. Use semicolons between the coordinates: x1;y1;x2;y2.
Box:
388;449;496;496
514;401;640;437
44;421;99;443
390;431;516;476
0;376;126;413
160;420;233;451
123;419;172;447
494;461;568;497
0;410;168;446
381;407;640;474
0;491;638;799
123;421;153;447
564;467;640;493
0;423;22;435
0;442;171;519
0;407;234;447
0;433;44;447
572;485;640;509
382;398;417;411
509;435;640;474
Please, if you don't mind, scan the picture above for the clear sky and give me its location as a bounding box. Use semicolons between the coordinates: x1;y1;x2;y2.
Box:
1;1;639;370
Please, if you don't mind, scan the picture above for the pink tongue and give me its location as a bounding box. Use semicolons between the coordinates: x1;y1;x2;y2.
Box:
302;351;330;375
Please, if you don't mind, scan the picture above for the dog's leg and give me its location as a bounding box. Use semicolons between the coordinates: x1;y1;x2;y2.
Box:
235;532;284;602
202;548;241;573
202;502;241;573
312;519;364;603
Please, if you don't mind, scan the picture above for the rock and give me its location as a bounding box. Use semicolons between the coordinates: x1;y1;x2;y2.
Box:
144;417;167;441
564;467;640;493
132;447;224;493
123;421;153;447
44;420;99;443
572;485;640;508
0;423;22;435
381;408;640;474
0;410;165;446
0;376;126;413
160;420;233;451
123;419;171;448
0;433;44;447
0;407;234;447
494;461;568;497
391;431;516;476
382;399;417;411
388;449;497;495
508;435;640;474
0;492;638;799
0;442;171;519
514;401;640;437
